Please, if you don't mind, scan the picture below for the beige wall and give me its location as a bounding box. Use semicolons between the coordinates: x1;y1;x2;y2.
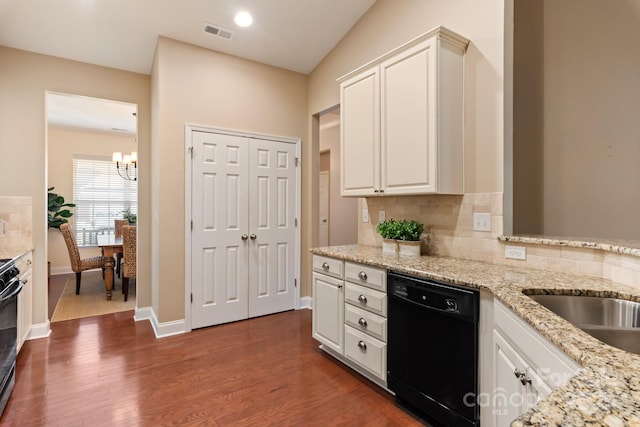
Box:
152;37;308;322
514;0;640;239
306;0;506;284
0;46;151;326
319;124;358;246
47;126;136;272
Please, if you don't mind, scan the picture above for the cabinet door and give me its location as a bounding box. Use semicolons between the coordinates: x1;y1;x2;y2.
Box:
312;273;344;354
380;39;436;195
340;67;380;196
17;267;32;353
493;330;527;426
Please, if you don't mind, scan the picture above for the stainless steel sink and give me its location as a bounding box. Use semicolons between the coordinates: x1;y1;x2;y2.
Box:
527;294;640;355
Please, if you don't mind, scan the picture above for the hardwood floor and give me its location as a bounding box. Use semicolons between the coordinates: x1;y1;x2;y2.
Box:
4;310;426;426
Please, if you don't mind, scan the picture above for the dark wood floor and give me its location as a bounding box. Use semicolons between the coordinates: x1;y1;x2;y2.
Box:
4;309;425;426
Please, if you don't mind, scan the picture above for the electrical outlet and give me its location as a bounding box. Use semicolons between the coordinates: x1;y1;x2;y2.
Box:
505;245;526;260
379;210;386;222
362;209;369;223
473;213;491;232
0;219;5;237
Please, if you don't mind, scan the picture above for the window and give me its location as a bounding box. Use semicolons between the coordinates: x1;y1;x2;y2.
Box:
73;155;137;246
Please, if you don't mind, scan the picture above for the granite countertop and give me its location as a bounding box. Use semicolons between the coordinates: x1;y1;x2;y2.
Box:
0;246;32;261
311;244;640;426
500;234;640;258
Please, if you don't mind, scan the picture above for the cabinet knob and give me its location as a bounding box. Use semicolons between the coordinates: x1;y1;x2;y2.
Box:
358;294;368;304
358;271;367;281
357;341;367;351
322;262;330;271
358;317;368;327
514;368;532;386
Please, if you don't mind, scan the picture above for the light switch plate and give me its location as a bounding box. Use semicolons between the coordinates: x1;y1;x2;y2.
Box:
473;213;491;232
362;209;369;223
505;245;526;260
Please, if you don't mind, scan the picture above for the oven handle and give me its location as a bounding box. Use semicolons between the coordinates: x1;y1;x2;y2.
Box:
0;277;23;302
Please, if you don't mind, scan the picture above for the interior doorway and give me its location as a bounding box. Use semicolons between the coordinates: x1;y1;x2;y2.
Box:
317;107;358;247
46;92;138;321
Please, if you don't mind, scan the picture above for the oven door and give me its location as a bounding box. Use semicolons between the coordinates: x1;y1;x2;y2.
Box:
0;277;23;414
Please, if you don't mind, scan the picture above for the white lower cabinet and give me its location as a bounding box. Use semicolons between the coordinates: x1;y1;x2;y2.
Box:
16;250;33;352
312;272;344;354
491;299;579;426
312;255;388;387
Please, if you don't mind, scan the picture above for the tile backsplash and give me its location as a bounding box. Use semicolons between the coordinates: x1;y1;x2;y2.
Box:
359;192;640;290
0;196;33;249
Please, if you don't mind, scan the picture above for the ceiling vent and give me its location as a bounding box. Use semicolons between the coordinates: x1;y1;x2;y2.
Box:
203;23;234;40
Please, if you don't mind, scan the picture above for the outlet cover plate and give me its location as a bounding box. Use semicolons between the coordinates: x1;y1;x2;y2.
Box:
362;209;369;223
379;210;386;222
505;245;526;260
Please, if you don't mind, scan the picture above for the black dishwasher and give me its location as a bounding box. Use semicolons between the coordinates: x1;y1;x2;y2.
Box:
387;271;479;427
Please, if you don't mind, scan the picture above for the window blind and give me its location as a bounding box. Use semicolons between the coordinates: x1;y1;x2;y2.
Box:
73;155;137;246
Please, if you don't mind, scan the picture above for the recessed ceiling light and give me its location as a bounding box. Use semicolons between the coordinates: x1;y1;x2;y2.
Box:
234;11;253;27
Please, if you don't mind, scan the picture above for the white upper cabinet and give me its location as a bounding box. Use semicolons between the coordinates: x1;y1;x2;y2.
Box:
339;26;469;197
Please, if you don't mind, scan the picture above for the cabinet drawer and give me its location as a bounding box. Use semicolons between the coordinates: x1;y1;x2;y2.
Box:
344;325;386;380
312;255;344;279
345;283;386;317
345;304;387;342
345;262;386;291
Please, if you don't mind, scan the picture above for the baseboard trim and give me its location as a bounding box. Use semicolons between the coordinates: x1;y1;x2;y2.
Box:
143;308;187;339
28;320;51;340
298;296;312;310
51;266;73;276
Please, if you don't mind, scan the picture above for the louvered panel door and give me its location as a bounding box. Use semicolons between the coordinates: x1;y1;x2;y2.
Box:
248;139;297;317
192;131;249;328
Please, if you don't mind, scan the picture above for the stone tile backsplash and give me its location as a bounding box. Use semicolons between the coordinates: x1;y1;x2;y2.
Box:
358;192;640;290
0;196;33;249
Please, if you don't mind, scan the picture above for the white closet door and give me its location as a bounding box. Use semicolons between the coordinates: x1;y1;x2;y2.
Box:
248;138;297;317
191;131;249;328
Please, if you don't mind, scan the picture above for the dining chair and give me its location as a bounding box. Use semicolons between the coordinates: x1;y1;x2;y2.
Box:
60;223;106;295
121;224;136;302
114;219;126;279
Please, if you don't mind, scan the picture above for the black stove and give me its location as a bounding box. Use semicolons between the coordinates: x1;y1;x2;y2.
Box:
0;259;18;293
0;257;21;416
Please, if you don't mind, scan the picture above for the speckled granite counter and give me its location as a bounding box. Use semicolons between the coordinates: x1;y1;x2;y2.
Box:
500;234;640;258
0;247;31;261
311;244;640;426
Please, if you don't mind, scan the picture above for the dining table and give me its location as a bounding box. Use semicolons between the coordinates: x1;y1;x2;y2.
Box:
96;233;123;300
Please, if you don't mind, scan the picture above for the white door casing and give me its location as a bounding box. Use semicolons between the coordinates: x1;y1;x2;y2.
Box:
319;170;329;247
187;126;300;329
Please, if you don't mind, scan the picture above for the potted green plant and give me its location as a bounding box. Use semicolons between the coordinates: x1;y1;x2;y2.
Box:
47;187;75;229
121;208;137;225
376;218;424;256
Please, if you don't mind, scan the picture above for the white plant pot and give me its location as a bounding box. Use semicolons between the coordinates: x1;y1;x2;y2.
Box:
398;240;421;257
382;238;398;254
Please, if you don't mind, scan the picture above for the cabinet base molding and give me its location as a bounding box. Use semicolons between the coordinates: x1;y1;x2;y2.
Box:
318;344;390;392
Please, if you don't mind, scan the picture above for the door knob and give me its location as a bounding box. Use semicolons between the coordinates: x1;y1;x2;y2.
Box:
241;234;249;241
250;234;257;240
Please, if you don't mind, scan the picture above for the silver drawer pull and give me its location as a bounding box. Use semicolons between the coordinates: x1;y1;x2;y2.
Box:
357;341;367;351
358;271;367;280
358;318;368;327
358;295;367;304
321;262;330;271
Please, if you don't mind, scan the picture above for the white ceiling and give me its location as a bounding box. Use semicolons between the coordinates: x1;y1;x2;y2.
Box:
0;0;375;75
2;0;375;135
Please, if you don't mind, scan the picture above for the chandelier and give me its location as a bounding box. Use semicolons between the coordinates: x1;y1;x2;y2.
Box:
112;151;137;181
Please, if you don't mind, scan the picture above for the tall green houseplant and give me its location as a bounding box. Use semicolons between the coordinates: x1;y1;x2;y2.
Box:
47;187;75;229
